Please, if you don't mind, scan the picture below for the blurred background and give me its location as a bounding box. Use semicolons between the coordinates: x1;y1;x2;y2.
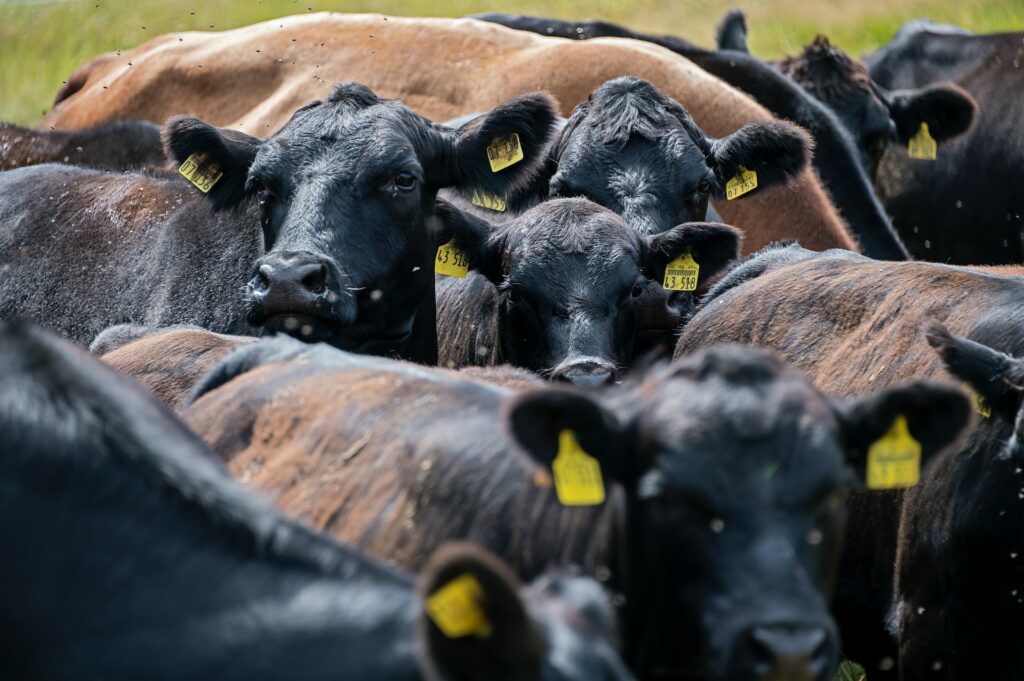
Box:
1;0;1021;126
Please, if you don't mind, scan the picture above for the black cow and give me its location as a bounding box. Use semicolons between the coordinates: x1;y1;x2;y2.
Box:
0;119;165;171
166;329;971;681
472;13;911;261
447;76;809;235
0;82;557;363
715;11;977;178
0;321;633;681
866;22;1024;264
436;198;740;383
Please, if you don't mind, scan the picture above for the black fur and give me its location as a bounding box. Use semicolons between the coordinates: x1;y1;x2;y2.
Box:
473;14;911;261
714;9;748;52
0;119;165;171
1;321;629;681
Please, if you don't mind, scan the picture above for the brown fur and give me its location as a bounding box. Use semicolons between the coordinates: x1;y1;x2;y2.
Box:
777;36;873;112
99;328;257;410
41;13;856;255
178;347;617;578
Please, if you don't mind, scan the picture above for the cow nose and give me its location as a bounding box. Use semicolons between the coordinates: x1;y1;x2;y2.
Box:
251;252;332;316
746;625;831;681
551;359;619;387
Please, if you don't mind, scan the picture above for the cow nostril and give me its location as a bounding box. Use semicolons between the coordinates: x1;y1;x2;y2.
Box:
301;264;327;294
747;626;831;680
256;265;272;289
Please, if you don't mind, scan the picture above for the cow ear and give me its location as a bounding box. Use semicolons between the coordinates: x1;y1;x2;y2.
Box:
707;121;811;195
418;543;544;681
431;200;504;283
504;388;638;486
886;83;977;145
832;380;971;483
715;8;750;52
162;116;261;211
643;222;741;288
925;321;1024;420
441;92;560;198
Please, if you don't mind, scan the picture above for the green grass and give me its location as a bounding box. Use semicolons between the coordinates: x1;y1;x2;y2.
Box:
1;0;1021;125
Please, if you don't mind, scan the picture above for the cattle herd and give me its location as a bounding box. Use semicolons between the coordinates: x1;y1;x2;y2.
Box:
2;9;1023;681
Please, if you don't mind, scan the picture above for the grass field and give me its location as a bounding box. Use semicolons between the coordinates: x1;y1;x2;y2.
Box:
1;0;1021;125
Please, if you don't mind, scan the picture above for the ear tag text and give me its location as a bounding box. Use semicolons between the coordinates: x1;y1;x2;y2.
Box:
663;253;700;291
426;573;492;639
178;152;223;193
471;190;507;212
435;240;469;278
907;122;937;161
552;429;605;506
487;133;524;173
967;384;991;418
866;415;922;490
725;165;758;200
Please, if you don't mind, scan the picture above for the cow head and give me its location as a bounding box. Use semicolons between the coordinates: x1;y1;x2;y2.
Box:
546;77;810;235
441;198;740;385
164;82;557;360
776;36;976;173
417;543;634;681
505;345;970;680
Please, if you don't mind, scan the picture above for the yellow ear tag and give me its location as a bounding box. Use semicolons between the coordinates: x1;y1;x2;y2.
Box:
967;385;991;418
471;190;507;212
486;133;524;173
551;429;606;506
866;415;922;490
663;253;700;292
725;165;758;200
435;240;469;278
908;122;937;161
178;152;223;193
425;573;492;639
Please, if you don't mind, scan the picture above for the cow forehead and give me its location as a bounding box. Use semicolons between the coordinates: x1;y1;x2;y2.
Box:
272;101;430;160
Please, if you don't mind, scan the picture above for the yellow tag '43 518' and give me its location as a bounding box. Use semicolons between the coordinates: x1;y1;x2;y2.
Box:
726;166;758;200
487;133;524;173
435;240;469;278
178;152;223;193
471;190;506;212
552;430;605;506
663;253;700;291
908;122;937;161
866;415;922;490
425;573;492;639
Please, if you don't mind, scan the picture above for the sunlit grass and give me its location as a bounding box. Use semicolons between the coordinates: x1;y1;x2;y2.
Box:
1;0;1020;125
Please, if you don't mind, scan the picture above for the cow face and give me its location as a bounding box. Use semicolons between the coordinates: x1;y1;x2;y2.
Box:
777;36;976;173
442;198;740;385
164;82;556;355
547;77;810;235
506;346;969;680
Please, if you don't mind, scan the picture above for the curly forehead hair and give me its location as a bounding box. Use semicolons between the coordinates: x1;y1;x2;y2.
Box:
777;35;873;107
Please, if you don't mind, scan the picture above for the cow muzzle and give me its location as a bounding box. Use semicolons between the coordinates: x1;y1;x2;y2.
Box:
550;357;619;387
732;623;835;681
248;251;353;337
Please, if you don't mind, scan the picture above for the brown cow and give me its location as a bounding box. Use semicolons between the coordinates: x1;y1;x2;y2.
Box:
97;324;968;681
676;246;1024;679
43;13;857;255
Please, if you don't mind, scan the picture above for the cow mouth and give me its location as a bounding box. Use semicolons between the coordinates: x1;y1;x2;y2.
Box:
251;311;340;342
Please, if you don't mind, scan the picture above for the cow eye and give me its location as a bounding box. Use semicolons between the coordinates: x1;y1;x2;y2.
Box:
394;172;417;191
507;288;521;304
697;179;711;194
631;284;645;299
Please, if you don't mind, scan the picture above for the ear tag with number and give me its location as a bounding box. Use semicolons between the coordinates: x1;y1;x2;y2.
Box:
471;190;507;212
663;253;700;291
435;240;469;278
426;573;492;639
725;165;758;200
907;122;937;161
551;429;605;506
178;152;223;193
487;133;524;173
967;384;991;418
866;415;922;490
